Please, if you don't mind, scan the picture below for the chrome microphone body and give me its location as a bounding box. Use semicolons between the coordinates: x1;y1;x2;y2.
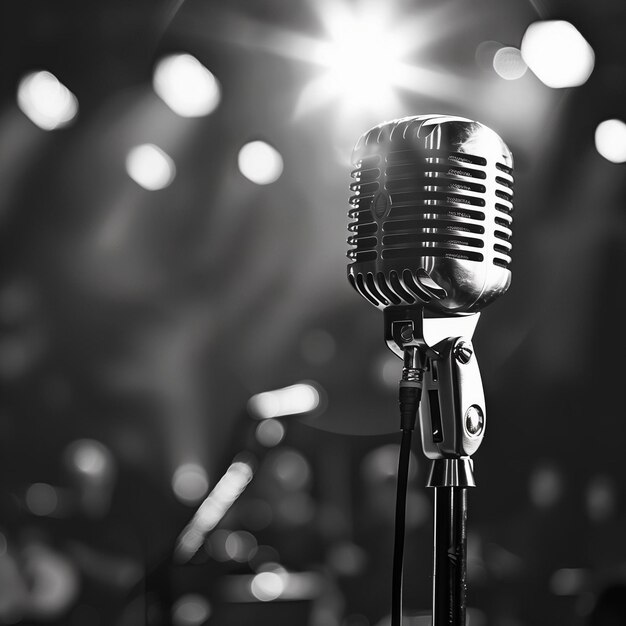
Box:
347;115;514;315
346;115;515;626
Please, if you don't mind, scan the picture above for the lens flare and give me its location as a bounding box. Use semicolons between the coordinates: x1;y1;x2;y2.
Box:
250;571;285;601
238;141;284;185
248;383;320;419
311;6;405;110
126;144;176;190
17;71;78;130
595;119;626;163
492;47;528;80
175;460;254;561
172;463;210;504
521;20;594;88
153;53;221;117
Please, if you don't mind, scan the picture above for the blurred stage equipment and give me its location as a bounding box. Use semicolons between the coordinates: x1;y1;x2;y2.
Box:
247;382;322;420
347;115;514;625
175;456;254;563
175;381;325;564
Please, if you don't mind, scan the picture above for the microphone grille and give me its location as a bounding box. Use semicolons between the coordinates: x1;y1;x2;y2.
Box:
347;115;514;313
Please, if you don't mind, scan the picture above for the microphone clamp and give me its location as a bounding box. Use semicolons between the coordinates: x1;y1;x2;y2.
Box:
388;308;486;487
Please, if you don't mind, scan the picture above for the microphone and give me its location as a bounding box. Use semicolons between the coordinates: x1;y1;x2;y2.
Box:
347;115;515;626
347;114;514;315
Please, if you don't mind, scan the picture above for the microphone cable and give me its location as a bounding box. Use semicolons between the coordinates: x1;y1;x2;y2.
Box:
392;380;422;626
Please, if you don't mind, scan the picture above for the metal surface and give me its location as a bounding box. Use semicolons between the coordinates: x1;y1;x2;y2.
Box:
401;345;424;382
427;458;475;488
465;405;484;436
384;306;480;359
417;336;486;461
453;341;473;364
346;115;514;626
433;487;468;626
347;115;514;315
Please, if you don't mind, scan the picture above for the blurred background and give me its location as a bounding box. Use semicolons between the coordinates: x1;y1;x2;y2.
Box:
0;0;625;624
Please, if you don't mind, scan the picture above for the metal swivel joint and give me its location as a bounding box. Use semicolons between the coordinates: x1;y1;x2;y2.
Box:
385;308;487;488
419;336;485;488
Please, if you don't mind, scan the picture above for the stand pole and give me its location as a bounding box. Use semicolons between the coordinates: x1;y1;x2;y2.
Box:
387;314;483;626
432;486;468;626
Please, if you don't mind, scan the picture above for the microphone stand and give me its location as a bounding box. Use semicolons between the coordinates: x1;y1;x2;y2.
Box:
385;308;486;626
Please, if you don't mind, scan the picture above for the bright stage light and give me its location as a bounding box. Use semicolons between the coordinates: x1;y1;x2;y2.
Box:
492;47;528;81
175;460;254;561
250;571;286;602
595;119;626;163
222;565;324;603
17;71;78;130
248;383;320;419
126;143;176;190
238;141;283;185
153;53;221;118
316;9;402;107
521;20;594;88
218;3;469;119
302;4;408;113
68;439;111;477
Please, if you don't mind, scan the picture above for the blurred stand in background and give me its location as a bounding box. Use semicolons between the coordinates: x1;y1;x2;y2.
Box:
1;0;626;624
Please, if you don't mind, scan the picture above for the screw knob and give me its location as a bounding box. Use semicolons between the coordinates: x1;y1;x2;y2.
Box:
400;324;414;342
465;405;484;436
454;341;473;364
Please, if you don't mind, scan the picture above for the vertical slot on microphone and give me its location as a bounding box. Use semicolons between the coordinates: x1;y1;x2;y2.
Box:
431;362;438;382
428;389;443;443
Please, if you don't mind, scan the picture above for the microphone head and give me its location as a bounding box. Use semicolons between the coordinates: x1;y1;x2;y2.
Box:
347;115;514;315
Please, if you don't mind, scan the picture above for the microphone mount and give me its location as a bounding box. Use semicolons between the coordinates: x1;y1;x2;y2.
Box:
386;307;485;483
390;307;486;626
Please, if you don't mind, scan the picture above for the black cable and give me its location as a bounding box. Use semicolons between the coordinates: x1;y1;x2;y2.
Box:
391;427;413;626
392;382;421;626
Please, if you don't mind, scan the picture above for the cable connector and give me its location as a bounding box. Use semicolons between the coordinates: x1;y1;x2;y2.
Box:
398;381;421;432
398;346;423;432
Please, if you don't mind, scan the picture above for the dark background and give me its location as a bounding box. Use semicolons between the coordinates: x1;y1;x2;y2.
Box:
0;0;625;624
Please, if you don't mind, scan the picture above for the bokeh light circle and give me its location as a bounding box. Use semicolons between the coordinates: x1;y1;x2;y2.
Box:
238;141;284;185
595;119;626;163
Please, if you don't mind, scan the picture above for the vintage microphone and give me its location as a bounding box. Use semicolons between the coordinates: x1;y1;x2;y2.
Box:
348;113;513;313
347;115;514;625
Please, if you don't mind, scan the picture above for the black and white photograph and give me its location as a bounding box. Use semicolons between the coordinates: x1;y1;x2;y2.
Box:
0;1;624;624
